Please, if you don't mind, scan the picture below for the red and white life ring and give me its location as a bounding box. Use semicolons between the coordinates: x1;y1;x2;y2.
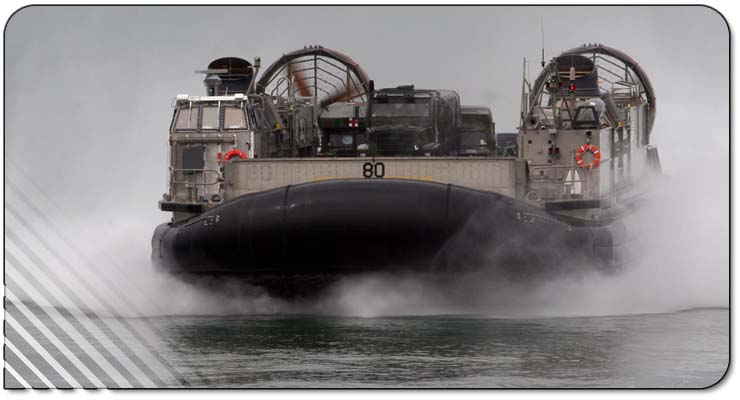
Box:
575;143;601;169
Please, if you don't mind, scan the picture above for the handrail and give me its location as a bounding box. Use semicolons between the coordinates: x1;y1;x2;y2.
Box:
529;164;584;184
169;167;221;186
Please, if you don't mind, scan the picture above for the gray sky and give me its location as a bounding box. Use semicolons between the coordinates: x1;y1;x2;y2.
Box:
4;5;729;229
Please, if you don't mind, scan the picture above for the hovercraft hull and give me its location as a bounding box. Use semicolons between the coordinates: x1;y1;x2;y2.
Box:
152;179;622;296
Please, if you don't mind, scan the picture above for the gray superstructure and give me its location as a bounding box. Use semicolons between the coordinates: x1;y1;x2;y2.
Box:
160;44;659;224
518;44;660;219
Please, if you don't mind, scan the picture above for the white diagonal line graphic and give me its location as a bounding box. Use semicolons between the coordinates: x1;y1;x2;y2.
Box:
5;340;53;388
4;204;127;312
5;264;133;388
5;174;168;316
6;290;105;387
5;320;76;388
4;364;32;389
5;168;199;386
5;194;184;386
5;231;161;387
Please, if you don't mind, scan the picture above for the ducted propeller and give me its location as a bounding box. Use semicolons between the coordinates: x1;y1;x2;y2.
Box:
256;46;371;108
320;86;359;109
286;62;311;97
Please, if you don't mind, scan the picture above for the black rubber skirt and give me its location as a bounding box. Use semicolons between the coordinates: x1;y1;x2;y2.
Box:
152;179;623;294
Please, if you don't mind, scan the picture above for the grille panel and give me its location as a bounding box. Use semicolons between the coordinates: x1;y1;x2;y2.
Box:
376;132;415;155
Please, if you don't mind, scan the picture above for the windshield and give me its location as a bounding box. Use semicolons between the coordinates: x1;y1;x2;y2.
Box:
201;105;220;130
173;105;198;130
573;106;600;129
460;131;488;146
328;132;354;147
223;105;246;129
371;98;431;118
462;115;490;131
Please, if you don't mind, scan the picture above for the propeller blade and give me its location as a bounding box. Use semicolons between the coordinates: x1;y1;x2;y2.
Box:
287;62;311;97
320;86;359;109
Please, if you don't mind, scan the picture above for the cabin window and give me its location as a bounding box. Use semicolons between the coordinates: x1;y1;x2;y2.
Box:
223;106;246;129
460;131;487;147
328;132;354;147
573;106;599;129
174;105;198;131
461;115;490;132
201;105;220;130
371;97;431;118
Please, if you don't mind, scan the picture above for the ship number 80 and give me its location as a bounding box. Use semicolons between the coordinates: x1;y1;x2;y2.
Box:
362;162;385;178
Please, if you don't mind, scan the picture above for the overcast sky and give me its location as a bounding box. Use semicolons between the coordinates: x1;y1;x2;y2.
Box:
4;5;729;234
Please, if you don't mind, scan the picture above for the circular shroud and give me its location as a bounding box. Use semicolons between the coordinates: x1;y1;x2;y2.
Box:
256;46;371;108
207;57;254;94
561;44;657;142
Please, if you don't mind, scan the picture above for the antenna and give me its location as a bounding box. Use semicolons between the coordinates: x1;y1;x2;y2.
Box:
540;17;545;68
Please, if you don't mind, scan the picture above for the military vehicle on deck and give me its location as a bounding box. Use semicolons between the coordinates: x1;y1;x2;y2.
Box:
459;106;495;156
316;102;367;157
367;85;462;156
495;133;518;157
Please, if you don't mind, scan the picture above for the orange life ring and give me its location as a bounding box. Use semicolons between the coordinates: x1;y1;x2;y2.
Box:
575;143;601;169
224;149;247;161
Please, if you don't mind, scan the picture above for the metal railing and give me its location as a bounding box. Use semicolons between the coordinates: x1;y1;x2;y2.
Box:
169;168;221;186
529;164;584;183
527;154;616;200
168;167;222;202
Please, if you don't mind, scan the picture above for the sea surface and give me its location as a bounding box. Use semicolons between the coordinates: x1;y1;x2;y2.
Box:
5;305;729;388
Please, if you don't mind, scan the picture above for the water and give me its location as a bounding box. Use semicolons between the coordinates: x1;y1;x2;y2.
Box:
156;309;729;388
6;303;728;388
